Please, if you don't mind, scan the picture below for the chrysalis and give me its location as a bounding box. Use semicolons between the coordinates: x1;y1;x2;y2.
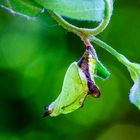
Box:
43;46;100;117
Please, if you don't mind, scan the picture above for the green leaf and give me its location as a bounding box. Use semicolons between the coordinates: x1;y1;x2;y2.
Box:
35;0;106;21
128;63;140;109
96;60;110;80
0;0;44;17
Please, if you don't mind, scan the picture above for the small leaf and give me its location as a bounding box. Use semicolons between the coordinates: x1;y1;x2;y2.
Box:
96;60;110;80
128;63;140;109
0;0;44;17
35;0;106;21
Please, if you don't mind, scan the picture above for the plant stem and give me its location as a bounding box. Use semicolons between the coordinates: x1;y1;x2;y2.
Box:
83;39;92;47
90;36;131;67
47;0;112;38
82;39;99;61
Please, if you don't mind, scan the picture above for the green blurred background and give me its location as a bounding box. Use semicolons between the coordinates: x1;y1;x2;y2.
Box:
0;0;140;140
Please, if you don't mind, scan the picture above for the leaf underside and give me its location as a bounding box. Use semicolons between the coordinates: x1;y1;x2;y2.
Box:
35;0;105;21
0;0;106;21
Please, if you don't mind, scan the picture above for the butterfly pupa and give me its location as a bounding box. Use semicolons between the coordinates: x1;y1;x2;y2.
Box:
43;46;100;117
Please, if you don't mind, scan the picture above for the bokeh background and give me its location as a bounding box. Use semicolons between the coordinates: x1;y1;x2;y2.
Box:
0;0;140;140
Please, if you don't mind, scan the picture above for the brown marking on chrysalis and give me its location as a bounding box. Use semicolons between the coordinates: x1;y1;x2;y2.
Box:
78;46;101;98
88;86;101;98
43;105;51;117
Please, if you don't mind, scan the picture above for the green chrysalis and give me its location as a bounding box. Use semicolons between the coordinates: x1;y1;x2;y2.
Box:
44;46;100;117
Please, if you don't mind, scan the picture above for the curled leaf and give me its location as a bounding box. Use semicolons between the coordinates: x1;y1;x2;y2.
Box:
128;63;140;109
44;46;100;117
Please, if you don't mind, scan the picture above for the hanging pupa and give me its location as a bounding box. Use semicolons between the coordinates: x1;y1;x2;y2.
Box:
43;45;100;117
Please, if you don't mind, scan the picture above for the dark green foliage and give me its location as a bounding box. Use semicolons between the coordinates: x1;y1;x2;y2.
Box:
0;0;140;140
0;0;43;16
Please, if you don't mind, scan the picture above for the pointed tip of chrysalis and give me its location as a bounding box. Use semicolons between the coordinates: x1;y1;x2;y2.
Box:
43;111;50;118
43;105;51;118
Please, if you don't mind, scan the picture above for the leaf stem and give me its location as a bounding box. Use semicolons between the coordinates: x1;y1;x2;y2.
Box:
47;0;112;38
90;36;131;67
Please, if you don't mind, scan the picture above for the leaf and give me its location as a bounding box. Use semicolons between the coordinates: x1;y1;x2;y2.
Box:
128;63;140;109
0;0;44;17
96;60;110;80
35;0;106;21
